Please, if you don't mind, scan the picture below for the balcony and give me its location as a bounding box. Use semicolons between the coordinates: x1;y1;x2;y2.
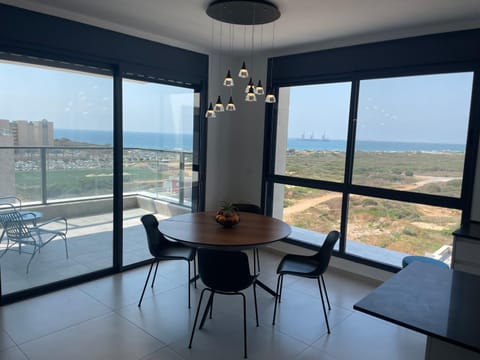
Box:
0;146;193;296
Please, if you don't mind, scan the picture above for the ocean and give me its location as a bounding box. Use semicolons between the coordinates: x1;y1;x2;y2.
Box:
55;129;465;153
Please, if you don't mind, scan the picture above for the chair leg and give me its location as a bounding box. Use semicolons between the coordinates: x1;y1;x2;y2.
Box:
189;288;209;349
199;291;215;329
278;274;284;302
63;235;69;259
253;283;259;327
151;260;160;288
320;274;331;310
187;260;191;308
138;261;155;307
272;274;282;325
25;247;38;274
193;256;197;288
240;292;247;359
253;249;257;275
256;248;261;272
317;277;331;334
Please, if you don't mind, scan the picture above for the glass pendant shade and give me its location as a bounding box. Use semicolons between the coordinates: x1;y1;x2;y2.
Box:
205;102;216;118
245;87;257;102
226;96;236;111
265;93;276;103
245;78;254;93
255;80;264;95
214;96;224;112
223;70;234;87
238;61;249;78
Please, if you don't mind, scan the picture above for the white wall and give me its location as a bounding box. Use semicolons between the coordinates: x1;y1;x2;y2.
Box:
205;53;267;210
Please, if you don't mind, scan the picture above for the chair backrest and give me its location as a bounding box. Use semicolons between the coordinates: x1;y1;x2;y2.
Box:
233;203;262;214
140;214;172;257
3;208;32;242
197;249;253;292
312;230;340;275
0;196;22;211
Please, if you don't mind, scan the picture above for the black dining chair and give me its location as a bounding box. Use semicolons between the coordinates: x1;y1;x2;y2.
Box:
138;214;197;308
189;249;258;358
233;203;262;274
272;230;340;334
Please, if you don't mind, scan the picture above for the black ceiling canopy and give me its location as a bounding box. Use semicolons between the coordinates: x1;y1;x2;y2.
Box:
206;0;280;25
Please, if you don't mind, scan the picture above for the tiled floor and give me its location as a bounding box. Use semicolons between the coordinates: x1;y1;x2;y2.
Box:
0;250;427;360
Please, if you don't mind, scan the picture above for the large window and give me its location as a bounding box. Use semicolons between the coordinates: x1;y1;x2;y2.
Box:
270;71;474;268
122;78;196;265
353;73;471;197
0;57;114;294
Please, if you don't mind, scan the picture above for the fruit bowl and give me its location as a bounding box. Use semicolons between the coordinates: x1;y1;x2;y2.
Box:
215;201;240;228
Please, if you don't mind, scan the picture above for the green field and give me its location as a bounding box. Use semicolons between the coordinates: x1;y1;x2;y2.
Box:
283;150;463;257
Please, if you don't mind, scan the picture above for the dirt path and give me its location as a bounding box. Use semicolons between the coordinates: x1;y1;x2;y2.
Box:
283;175;460;217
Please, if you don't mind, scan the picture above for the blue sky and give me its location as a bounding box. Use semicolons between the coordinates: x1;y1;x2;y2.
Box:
0;61;194;134
288;72;473;144
0;60;474;145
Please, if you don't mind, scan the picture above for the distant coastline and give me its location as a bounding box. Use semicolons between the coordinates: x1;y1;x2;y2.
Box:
55;129;465;153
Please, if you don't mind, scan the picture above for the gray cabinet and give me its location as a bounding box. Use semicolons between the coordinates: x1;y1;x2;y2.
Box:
452;223;480;276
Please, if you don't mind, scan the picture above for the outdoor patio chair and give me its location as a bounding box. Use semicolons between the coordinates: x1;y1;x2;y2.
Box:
272;230;340;334
0;207;68;273
0;196;26;242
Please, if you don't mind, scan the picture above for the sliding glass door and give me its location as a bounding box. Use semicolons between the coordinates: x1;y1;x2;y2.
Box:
0;56;114;294
122;78;196;266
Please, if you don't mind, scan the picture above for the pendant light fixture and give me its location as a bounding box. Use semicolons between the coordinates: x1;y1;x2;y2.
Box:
205;102;216;118
265;21;277;103
205;18;217;118
205;0;280;117
214;95;225;112
226;96;236;111
238;61;249;78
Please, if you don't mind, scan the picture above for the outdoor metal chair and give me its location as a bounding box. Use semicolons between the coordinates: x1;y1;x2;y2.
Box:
0;196;28;242
0;207;68;273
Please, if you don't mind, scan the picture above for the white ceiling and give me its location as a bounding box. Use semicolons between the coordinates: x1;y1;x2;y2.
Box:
2;0;480;56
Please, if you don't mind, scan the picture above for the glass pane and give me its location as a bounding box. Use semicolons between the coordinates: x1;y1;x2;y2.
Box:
122;79;195;265
275;82;351;182
346;195;460;267
273;183;341;247
353;73;473;197
0;58;114;294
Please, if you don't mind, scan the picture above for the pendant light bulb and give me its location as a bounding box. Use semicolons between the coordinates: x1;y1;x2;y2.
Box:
265;93;276;103
245;78;254;93
255;80;265;95
226;96;236;111
205;102;216;118
238;61;249;78
245;87;257;102
223;70;234;87
214;96;224;112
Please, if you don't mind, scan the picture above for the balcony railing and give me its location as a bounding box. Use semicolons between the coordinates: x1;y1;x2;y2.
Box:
0;146;193;207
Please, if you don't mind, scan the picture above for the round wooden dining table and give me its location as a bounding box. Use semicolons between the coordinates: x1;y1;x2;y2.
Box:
158;211;291;250
158;210;291;296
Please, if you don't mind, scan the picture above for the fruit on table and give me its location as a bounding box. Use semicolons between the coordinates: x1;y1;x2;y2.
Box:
216;201;240;227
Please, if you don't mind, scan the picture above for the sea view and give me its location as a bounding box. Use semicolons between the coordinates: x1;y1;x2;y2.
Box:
55;129;465;153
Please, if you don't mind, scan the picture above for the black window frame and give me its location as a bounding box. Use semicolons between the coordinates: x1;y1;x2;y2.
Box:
263;34;480;271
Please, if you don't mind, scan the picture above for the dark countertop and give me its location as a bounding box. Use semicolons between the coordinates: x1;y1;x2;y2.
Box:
453;222;480;241
354;261;480;353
